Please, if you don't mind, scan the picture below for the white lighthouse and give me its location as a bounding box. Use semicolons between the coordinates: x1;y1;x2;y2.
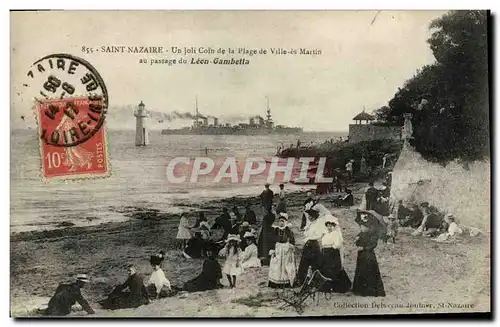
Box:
134;101;149;146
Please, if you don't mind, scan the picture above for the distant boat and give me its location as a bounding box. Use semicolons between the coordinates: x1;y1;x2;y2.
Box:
161;97;303;135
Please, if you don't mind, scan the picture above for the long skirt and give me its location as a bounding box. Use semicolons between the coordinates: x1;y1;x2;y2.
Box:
296;240;322;286
268;242;296;288
352;249;386;297
319;248;352;293
257;224;277;266
99;289;149;310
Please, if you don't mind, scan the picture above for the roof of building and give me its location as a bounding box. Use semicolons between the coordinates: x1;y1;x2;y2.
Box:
353;110;375;121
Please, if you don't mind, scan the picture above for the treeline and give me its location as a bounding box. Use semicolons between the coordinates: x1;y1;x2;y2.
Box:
374;10;489;164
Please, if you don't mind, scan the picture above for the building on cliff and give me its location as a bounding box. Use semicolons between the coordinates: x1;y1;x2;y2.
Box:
348;109;402;144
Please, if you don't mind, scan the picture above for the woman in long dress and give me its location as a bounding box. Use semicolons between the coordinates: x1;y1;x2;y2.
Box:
241;232;261;268
257;211;277;266
319;216;352;293
296;203;329;286
176;213;192;250
219;234;244;288
352;216;386;297
268;213;296;288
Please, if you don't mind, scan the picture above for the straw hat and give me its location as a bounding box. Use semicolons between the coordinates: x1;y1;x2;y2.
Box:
225;234;241;243
76;274;90;283
243;231;256;239
200;221;210;230
324;216;339;226
278;212;289;221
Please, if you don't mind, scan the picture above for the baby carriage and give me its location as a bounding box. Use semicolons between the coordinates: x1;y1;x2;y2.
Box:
277;267;333;315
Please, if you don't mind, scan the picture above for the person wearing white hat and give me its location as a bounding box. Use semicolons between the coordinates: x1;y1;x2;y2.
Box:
319;216;352;293
219;234;244;288
268;212;296;288
241;231;261;269
45;274;94;316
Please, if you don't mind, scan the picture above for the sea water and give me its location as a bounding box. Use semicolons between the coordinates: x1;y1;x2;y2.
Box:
10;129;344;232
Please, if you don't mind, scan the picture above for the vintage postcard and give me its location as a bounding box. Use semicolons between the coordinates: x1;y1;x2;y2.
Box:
10;10;490;318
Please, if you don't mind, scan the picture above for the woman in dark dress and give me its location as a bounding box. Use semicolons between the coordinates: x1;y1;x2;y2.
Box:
351;217;386;297
257;211;277;266
319;217;352;293
183;244;223;292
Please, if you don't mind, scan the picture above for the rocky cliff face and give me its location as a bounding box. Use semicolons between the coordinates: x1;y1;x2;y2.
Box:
390;142;490;232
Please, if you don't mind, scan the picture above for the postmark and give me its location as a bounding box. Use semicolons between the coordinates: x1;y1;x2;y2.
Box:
24;54;110;180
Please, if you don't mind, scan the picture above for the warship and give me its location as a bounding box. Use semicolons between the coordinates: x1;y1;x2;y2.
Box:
161;97;303;135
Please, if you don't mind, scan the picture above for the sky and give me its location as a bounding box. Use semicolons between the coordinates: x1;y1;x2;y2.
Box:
11;10;449;131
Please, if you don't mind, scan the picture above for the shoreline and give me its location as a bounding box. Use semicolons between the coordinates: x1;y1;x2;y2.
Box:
10;181;490;317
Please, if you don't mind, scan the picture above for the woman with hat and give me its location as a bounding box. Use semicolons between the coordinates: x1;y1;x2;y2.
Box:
146;251;174;299
219;234;244;288
183;243;223;292
268;212;296;288
241;231;261;269
296;203;329;286
352;215;386;297
319;216;352;293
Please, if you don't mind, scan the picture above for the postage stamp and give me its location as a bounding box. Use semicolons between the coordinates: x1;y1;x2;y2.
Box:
37;97;108;179
26;54;109;180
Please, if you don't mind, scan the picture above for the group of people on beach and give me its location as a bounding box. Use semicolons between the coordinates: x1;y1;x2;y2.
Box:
44;181;388;316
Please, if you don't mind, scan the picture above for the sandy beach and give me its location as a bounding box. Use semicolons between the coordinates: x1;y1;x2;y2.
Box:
10;181;490;317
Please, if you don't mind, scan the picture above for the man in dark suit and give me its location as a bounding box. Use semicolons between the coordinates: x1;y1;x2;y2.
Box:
260;183;274;214
45;274;95;316
100;265;150;310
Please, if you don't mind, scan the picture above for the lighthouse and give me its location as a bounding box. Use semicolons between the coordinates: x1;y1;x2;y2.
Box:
134;101;149;146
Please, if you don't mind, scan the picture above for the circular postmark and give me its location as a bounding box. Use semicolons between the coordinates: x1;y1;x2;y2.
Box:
25;53;108;147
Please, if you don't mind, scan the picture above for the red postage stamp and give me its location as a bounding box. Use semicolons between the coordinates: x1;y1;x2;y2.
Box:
37;97;109;180
25;53;110;181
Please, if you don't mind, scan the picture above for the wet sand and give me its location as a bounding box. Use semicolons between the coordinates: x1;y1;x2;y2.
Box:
10;182;490;317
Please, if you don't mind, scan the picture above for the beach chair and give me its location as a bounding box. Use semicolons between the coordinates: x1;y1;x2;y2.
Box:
277;268;332;315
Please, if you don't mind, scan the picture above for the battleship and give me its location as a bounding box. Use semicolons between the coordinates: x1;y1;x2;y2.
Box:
161;97;303;135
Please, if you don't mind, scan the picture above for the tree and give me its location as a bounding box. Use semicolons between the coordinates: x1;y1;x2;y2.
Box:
384;10;489;163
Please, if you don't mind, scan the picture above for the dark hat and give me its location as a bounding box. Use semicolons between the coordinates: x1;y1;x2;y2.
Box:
150;251;165;265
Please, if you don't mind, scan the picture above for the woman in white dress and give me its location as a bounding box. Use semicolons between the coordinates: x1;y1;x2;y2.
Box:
219;234;244;288
319;216;352;293
146;252;174;299
176;213;192;250
296;203;329;285
241;231;261;268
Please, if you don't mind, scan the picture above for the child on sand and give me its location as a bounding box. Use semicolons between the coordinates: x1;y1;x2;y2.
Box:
176;213;192;250
219;234;244;288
